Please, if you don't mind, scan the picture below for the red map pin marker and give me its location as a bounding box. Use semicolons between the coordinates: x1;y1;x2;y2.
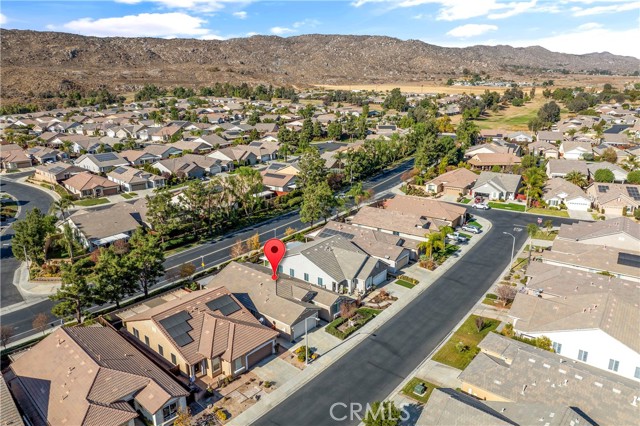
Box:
264;238;286;280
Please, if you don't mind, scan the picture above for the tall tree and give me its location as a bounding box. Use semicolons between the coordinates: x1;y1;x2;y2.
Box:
128;228;165;297
347;182;372;208
564;171;588;188
12;208;57;265
298;148;328;188
93;247;138;309
520;167;547;208
146;188;178;243
593;168;615;183
51;195;75;220
300;181;337;224
50;262;94;324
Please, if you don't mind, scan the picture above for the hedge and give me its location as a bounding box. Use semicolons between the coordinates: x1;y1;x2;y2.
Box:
325;308;380;340
397;275;418;285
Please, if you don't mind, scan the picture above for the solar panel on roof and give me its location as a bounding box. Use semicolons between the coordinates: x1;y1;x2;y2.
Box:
597;185;609;193
626;187;640;200
249;142;261;146
158;311;193;347
206;295;241;316
317;229;354;240
112;166;127;174
94;152;118;161
618;252;640;268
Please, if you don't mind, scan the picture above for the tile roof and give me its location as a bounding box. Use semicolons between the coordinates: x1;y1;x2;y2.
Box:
468;153;522;167
317;221;410;260
546;159;590;176
426;167;478;189
557;217;640;242
587;182;640;205
383;195;467;222
541;239;640;279
0;373;24;426
125;286;278;365
349;206;439;238
67;199;147;240
472;171;522;194
8;327;187;426
542;177;588;202
63;171;120;191
418;388;592;426
460;333;639;426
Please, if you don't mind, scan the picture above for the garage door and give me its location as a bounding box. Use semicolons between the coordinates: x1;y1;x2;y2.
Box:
373;270;387;286
247;342;273;368
395;253;409;269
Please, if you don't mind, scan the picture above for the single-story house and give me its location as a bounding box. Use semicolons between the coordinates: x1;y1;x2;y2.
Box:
0;144;32;169
542;177;591;211
107;165;166;192
471;171;522;201
536;130;563;143
559;140;593;160
467;153;522;171
63;171;120;198
119;149;161;166
545;159;589;179
143;144;183;159
556;217;640;250
278;235;389;295
261;170;297;194
528;140;559;159
425;168;478;196
586;183;640;216
152;158;206;179
507;131;533;143
26;146;65;164
75;152;129;174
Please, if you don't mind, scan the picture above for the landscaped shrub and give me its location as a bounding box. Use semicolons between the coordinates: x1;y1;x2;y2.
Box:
325;308;380;340
215;409;228;421
397;275;418;285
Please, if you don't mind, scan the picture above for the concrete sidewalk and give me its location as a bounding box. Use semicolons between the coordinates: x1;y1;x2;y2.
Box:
229;217;492;426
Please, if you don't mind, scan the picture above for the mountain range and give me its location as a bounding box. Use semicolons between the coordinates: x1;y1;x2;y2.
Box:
1;29;639;102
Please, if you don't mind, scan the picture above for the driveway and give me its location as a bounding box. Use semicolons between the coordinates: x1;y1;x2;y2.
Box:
251;354;303;388
568;209;595;221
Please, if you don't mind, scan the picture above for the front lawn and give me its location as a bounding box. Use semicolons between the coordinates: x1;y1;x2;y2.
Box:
395;279;416;289
401;377;439;404
531;230;558;240
432;315;499;370
325;308;381;340
527;207;569;218
460;197;471;204
120;192;138;199
75;198;109;207
466;220;482;229
488;202;526;212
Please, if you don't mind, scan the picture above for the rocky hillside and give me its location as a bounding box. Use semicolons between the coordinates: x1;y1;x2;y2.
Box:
1;29;638;101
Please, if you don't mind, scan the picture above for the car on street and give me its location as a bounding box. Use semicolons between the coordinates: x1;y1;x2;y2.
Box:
472;202;490;210
461;224;481;234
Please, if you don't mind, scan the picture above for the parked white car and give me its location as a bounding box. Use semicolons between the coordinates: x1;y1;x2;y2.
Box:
461;225;481;234
447;232;469;243
472;203;490;210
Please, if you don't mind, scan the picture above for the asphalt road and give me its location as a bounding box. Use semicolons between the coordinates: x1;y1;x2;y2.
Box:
0;159;414;343
254;209;578;426
1;177;55;305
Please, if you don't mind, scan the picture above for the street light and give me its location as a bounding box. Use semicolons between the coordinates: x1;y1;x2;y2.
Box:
305;316;320;366
503;232;516;269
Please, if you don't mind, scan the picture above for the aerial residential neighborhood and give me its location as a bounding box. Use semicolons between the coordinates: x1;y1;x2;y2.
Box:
1;2;640;425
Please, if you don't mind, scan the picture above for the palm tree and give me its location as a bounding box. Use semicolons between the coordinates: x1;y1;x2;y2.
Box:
333;150;347;171
564;170;588;188
279;142;291;162
418;232;445;261
62;223;76;259
520;167;546;208
526;223;539;261
51;196;75;221
622;154;639;172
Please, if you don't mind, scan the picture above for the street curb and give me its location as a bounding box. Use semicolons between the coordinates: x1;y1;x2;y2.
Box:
229;217;492;426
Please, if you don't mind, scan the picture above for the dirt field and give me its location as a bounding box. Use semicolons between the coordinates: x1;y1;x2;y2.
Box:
315;83;508;95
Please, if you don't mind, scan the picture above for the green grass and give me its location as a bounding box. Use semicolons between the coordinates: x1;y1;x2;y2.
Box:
482;293;499;306
531;230;558;241
401;377;439;404
527;207;569;218
120;192;139;199
458;232;472;239
460;197;471;204
432;315;499;370
395;279;416;289
488;202;526;212
75;198;109;207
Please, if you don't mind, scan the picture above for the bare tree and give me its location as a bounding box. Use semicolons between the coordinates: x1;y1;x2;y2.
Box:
284;227;296;238
1;325;14;348
475;317;485;333
496;285;517;306
247;233;261;252
230;239;247;258
340;301;357;319
178;263;196;280
33;313;49;335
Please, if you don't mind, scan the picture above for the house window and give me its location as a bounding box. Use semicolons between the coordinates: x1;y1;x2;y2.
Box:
162;402;178;421
171;353;177;365
552;342;562;354
392;231;400;236
304;273;309;282
277;265;283;273
608;359;620;372
635;367;640;379
144;335;150;346
133;328;139;339
317;277;324;287
158;345;164;356
211;357;221;372
233;358;243;373
289;268;295;277
578;350;588;362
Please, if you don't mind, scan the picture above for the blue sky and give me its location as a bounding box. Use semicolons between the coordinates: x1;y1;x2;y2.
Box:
1;0;639;57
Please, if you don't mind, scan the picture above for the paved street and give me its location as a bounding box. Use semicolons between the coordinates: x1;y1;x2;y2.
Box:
253;209;577;426
0;159;414;343
0;178;55;305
